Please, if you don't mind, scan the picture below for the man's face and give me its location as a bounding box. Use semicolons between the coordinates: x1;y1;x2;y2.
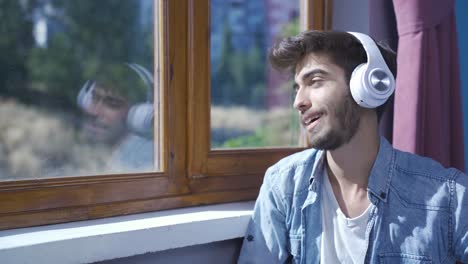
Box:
82;86;129;145
293;53;361;150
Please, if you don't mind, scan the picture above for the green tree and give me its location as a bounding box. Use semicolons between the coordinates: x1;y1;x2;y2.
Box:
281;17;300;37
25;1;154;109
211;21;267;108
0;0;37;97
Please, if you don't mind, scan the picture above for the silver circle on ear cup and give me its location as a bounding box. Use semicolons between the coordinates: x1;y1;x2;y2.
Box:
369;69;391;92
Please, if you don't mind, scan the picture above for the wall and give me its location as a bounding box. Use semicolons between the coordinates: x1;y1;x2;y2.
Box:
332;0;370;33
456;0;468;169
95;239;243;264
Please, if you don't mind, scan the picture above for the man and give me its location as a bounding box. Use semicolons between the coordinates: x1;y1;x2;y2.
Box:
78;63;155;172
238;31;467;263
81;80;129;145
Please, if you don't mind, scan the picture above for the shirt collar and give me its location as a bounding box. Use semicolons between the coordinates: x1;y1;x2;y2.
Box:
309;149;325;191
308;136;395;202
367;136;395;202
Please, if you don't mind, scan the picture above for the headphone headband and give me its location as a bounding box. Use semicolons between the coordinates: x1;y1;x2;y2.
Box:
347;32;392;77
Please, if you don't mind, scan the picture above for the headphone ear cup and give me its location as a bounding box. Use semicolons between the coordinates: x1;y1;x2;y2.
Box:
347;32;395;108
77;80;94;111
127;103;154;138
350;63;393;108
350;63;368;107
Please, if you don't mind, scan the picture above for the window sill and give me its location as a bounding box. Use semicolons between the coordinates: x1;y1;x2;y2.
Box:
0;201;254;264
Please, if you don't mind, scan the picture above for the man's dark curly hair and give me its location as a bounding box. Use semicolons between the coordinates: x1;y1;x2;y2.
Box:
268;30;397;121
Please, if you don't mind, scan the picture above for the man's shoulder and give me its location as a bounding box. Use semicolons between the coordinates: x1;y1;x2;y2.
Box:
263;148;320;197
393;149;463;180
112;134;154;170
391;148;466;208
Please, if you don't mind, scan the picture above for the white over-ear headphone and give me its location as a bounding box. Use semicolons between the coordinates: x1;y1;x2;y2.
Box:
125;63;154;138
348;32;395;108
76;63;154;139
77;79;95;111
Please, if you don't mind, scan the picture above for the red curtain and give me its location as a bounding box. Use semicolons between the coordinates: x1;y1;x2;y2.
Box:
392;0;465;171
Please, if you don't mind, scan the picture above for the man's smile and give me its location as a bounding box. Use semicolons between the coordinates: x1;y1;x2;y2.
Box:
302;111;323;131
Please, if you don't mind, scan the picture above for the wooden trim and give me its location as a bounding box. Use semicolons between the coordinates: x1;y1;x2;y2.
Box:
189;174;263;193
187;0;211;178
0;177;178;214
205;149;301;176
187;0;305;186
300;0;332;30
154;0;162;171
0;172;165;191
0;0;331;230
163;0;190;190
0;189;259;230
0;0;191;229
325;0;333;30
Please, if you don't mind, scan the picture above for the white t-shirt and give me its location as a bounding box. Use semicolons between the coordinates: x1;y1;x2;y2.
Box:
320;170;372;264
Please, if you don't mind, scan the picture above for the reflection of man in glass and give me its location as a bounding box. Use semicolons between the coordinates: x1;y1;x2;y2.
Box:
77;63;155;171
82;82;129;145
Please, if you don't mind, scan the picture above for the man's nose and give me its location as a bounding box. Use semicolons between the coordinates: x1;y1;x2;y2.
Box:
293;88;311;113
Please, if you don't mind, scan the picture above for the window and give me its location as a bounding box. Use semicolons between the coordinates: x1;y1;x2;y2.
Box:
0;0;158;181
210;0;300;149
0;0;331;230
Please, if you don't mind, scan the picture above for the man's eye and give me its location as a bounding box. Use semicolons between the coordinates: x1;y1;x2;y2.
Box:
104;98;125;109
310;79;324;87
292;85;299;93
91;93;101;103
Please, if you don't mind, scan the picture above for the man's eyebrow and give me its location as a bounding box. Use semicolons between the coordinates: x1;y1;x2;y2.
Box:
293;69;329;90
300;69;329;81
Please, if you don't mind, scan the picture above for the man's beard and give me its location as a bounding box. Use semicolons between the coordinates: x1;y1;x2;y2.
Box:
83;116;127;146
308;94;361;150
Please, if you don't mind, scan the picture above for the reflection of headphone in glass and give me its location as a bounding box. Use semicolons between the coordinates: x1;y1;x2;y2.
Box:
77;63;154;138
348;32;395;108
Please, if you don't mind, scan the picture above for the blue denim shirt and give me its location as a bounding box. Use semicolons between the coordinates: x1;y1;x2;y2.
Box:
238;137;468;263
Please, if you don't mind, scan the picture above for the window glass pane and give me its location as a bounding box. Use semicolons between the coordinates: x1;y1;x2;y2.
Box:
210;0;300;149
0;0;159;180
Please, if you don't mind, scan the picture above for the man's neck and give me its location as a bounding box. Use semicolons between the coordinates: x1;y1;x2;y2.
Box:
325;114;380;218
